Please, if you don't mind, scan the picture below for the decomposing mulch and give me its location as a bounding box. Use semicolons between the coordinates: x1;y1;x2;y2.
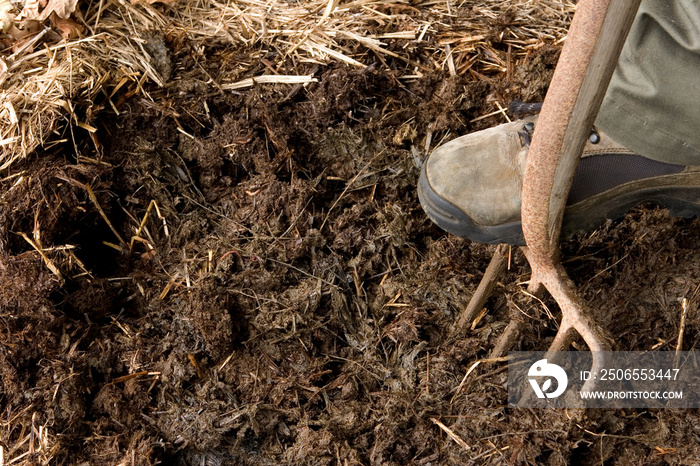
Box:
1;1;700;465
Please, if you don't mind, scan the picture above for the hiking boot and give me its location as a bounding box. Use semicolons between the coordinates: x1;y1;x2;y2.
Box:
418;116;700;245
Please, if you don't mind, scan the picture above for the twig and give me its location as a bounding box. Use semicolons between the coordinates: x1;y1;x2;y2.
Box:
450;356;509;404
221;74;318;90
57;176;126;247
430;418;471;451
674;298;689;369
17;232;64;284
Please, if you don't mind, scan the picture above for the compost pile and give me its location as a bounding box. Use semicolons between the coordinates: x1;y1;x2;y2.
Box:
1;0;700;464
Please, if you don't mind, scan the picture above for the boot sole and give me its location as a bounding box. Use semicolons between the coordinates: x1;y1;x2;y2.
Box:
418;162;700;245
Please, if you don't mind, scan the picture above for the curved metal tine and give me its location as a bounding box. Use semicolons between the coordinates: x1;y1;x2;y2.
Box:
452;244;509;337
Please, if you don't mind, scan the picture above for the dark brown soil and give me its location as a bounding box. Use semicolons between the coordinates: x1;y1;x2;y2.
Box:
1;36;700;466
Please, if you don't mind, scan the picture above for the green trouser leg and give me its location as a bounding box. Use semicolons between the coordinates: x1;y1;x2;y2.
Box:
597;0;700;166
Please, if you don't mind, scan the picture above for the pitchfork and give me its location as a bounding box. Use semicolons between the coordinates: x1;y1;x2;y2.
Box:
453;0;642;391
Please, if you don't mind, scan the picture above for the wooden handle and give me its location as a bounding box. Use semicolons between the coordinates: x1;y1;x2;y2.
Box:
521;0;641;261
